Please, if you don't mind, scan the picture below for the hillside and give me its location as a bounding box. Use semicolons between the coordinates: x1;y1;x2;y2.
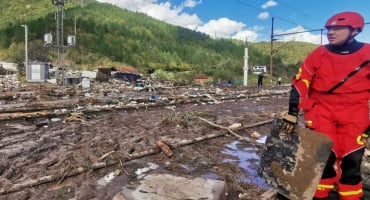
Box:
0;0;318;82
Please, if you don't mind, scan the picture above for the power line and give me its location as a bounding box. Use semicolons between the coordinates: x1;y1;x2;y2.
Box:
232;0;370;42
232;0;316;30
232;0;264;13
273;16;316;31
231;0;319;39
275;0;322;27
273;28;323;37
275;22;370;38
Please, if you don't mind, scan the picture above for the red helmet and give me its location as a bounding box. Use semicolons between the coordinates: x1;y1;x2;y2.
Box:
325;11;364;32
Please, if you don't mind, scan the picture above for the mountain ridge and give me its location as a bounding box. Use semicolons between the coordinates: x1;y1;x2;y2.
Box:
0;0;318;82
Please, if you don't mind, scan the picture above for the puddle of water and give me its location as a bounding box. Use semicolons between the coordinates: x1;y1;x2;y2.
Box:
256;135;267;144
135;162;159;178
201;172;220;180
222;139;270;188
179;164;193;172
97;162;160;186
97;171;119;186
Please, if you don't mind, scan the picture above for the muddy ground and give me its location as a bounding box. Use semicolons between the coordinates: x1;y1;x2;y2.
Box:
0;81;369;200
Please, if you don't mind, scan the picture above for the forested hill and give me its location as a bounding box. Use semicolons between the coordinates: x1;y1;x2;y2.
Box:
0;0;318;81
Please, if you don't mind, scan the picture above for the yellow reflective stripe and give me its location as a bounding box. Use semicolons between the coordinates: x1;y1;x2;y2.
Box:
302;79;310;88
357;133;368;145
357;135;365;145
294;68;309;87
295;68;302;79
338;188;363;196
317;184;334;190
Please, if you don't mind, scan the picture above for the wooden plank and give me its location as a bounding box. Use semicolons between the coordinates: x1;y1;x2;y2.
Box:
259;117;333;200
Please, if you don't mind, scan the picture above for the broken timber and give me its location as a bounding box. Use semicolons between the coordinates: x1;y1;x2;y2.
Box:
0;119;272;195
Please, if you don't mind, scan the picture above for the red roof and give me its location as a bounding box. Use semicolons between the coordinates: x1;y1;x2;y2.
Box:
194;74;208;79
115;66;139;74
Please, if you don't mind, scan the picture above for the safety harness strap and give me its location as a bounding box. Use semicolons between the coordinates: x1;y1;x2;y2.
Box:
327;59;370;93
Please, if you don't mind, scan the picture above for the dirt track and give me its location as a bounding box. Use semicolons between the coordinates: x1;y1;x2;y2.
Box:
0;82;369;200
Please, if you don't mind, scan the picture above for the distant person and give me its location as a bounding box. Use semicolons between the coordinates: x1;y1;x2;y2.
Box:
257;73;264;88
228;80;233;86
277;77;282;86
281;11;370;200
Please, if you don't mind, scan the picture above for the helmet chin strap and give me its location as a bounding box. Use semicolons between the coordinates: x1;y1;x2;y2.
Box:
345;34;354;44
348;29;360;43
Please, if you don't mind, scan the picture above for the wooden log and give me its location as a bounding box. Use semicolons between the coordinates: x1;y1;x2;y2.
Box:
0;111;52;120
0;92;36;101
0;119;272;195
156;139;174;157
0;150;157;195
198;117;271;144
0;99;80;113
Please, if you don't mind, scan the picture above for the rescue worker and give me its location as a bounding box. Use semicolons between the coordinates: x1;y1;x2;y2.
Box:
282;11;370;200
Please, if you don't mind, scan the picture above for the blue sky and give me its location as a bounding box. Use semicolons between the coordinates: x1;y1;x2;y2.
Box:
96;0;370;44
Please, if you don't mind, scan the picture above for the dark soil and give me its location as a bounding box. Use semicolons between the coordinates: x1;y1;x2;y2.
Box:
0;83;368;200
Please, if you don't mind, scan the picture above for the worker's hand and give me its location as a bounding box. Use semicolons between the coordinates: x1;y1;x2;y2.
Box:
282;114;297;134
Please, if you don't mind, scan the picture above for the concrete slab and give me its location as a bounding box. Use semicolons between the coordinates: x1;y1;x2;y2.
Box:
119;173;226;200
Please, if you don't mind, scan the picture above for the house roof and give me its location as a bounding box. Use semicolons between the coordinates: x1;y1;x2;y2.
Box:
194;74;208;79
114;66;139;74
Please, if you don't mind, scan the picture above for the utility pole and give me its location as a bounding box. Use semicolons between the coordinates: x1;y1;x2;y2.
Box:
54;0;66;85
243;38;249;86
269;17;274;84
45;0;75;85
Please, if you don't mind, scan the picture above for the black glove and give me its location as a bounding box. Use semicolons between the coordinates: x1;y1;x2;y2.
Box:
282;114;297;134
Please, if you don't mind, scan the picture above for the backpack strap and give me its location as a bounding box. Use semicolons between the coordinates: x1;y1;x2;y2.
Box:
327;59;370;93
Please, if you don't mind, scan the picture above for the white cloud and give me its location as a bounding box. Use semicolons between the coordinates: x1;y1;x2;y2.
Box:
196;18;245;39
182;0;201;8
277;26;327;45
96;0;202;30
258;12;270;20
98;0;154;11
142;2;202;29
232;30;258;42
97;0;260;41
261;0;277;9
95;0;323;44
196;18;260;42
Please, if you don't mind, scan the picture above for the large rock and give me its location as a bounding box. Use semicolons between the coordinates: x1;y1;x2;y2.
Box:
362;147;370;199
118;173;226;200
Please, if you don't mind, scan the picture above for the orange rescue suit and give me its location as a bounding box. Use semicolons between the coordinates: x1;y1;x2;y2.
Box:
289;41;370;199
